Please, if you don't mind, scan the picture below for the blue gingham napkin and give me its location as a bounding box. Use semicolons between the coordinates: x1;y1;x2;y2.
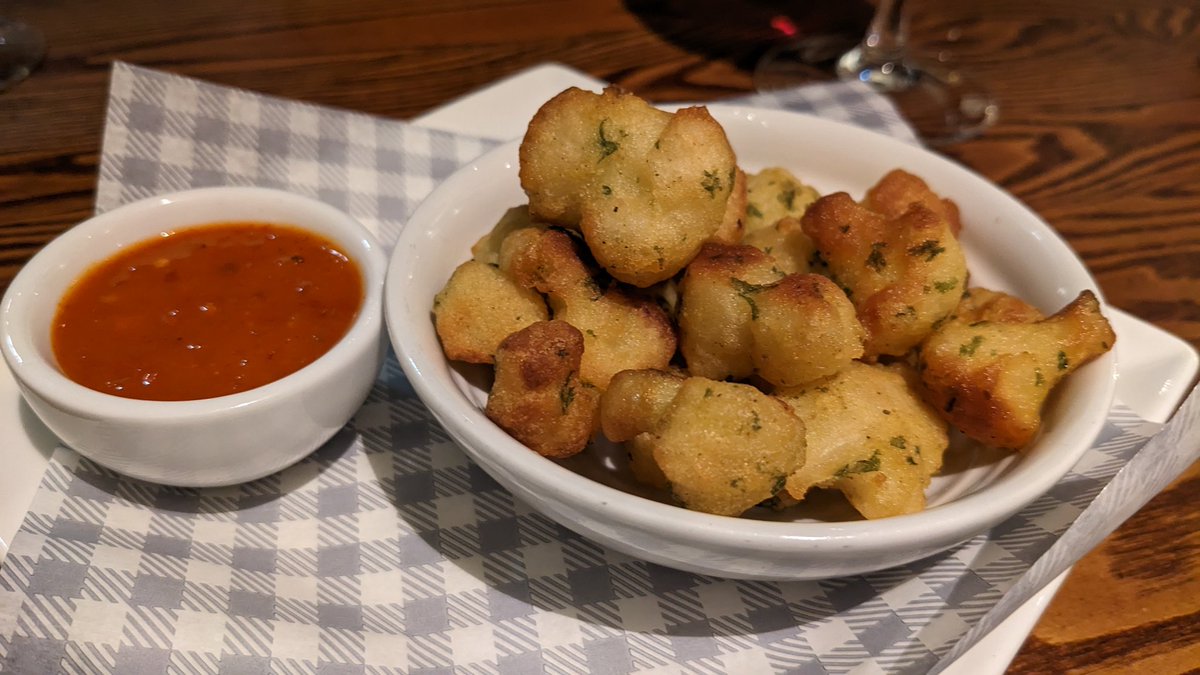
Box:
729;83;920;146
0;62;1175;674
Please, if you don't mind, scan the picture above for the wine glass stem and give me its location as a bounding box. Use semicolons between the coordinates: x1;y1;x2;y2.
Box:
861;0;909;65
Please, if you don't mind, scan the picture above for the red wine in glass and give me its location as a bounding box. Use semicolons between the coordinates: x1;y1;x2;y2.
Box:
755;0;998;145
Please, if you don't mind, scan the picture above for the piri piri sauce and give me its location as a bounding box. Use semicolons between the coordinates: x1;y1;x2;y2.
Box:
52;222;363;401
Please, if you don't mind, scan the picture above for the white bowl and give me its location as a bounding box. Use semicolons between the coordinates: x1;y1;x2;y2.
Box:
1;187;387;487
385;104;1117;580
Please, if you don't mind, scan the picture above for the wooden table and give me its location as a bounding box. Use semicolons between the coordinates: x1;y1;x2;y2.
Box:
2;1;1197;671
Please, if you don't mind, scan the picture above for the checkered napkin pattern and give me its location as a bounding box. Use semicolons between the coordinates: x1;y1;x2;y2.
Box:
0;62;1164;674
728;83;920;146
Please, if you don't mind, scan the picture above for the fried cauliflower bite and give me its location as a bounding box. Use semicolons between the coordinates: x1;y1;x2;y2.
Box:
599;369;685;489
678;243;863;386
864;169;963;237
801;182;968;359
919;290;1115;449
744;167;821;234
500;228;676;390
953;287;1045;324
471;205;545;266
518;87;739;287
678;244;783;381
485;320;600;459
432;260;549;364
599;372;806;516
776;362;949;519
750;274;866;387
598;368;685;442
741;217;814;275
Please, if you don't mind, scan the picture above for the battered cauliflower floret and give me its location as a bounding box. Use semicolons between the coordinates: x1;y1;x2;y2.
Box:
801;171;968;359
500;228;675;390
678;243;864;387
864;168;962;237
776;362;949;519
485;320;600;458
953;287;1045;325
432;259;549;364
519;87;740;287
744;167;821;234
599;368;685;489
599;368;684;442
749;273;865;387
678;244;783;381
471;205;546;266
599;371;806;516
741;216;815;275
919;289;1116;449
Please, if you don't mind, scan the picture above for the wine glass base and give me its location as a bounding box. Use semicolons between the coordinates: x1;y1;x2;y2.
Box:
836;46;998;145
753;36;864;90
0;19;46;93
755;40;998;146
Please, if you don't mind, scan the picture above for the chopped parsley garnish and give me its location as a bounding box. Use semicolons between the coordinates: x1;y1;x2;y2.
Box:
601;184;612;196
907;240;946;261
835;451;882;478
1034;368;1044;386
598;119;619;160
559;381;576;413
771;475;788;495
746;203;764;218
865;242;887;272
1057;350;1069;370
779;188;797;210
583;277;602;301
731;277;771;320
890;436;907;449
701;170;723;197
959;335;984;356
933;279;958;293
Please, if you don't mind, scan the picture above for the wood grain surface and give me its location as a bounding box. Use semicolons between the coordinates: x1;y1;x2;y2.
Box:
2;0;1198;672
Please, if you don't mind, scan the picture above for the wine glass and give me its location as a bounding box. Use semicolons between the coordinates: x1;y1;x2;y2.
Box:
0;18;45;93
754;0;998;145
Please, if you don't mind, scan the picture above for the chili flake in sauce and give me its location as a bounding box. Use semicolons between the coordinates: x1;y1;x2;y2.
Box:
52;222;363;401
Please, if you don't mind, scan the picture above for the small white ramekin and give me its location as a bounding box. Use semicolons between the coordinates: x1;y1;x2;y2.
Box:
1;187;387;487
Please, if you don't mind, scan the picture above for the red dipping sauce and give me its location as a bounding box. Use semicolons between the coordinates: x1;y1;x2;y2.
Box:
51;222;364;401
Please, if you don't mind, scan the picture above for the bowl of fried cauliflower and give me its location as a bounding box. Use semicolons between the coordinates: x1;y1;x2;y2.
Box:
384;87;1117;580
